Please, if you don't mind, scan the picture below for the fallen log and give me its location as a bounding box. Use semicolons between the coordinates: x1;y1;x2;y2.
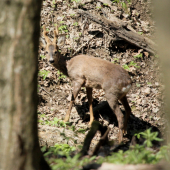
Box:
77;9;156;54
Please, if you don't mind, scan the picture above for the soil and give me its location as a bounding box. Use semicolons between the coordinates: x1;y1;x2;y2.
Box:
38;0;164;155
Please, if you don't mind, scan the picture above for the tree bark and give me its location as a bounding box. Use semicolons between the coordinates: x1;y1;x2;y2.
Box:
0;0;50;170
155;1;170;170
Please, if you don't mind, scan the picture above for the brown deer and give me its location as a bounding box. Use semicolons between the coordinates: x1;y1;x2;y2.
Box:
42;25;132;143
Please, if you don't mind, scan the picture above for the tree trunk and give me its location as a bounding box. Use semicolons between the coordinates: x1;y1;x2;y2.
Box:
155;1;170;170
0;0;50;170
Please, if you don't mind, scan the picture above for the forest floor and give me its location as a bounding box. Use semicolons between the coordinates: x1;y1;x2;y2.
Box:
38;0;165;163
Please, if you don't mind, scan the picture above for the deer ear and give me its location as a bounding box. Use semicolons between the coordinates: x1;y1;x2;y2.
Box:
39;37;47;49
57;34;66;46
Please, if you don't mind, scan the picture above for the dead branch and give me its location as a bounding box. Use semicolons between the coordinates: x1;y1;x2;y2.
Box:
77;9;156;54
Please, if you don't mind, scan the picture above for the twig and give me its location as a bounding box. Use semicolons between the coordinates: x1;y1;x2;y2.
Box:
41;87;52;97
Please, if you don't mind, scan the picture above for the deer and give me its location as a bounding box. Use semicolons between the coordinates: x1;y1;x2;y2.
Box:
42;25;132;143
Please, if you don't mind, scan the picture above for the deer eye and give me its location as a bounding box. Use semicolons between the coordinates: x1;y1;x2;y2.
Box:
46;51;48;54
54;51;57;54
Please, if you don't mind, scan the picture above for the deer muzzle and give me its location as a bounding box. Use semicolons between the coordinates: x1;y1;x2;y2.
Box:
49;59;54;63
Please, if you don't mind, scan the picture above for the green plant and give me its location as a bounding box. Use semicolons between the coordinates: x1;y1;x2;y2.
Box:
136;83;140;87
122;61;140;70
112;0;120;3
147;82;152;85
71;0;81;3
38;113;46;124
129;61;140;68
38;115;68;127
97;129;166;165
138;32;143;35
42;144;76;158
53;143;76;156
135;128;163;147
40;55;46;59
39;113;46;118
76;128;86;134
74;37;79;40
52;0;56;4
46;28;50;31
39;70;50;80
37;84;41;92
96;6;102;9
156;144;170;161
57;70;66;79
70;13;75;16
103;3;108;6
59;21;65;24
51;154;95;170
42;128;169;169
134;53;143;59
121;1;127;10
127;0;131;4
69;125;76;131
58;25;68;33
112;0;131;11
73;22;78;26
49;117;67;127
112;58;119;63
122;64;130;70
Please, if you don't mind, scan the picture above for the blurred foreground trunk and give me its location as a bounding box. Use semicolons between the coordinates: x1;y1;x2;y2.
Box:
155;1;170;170
0;0;50;170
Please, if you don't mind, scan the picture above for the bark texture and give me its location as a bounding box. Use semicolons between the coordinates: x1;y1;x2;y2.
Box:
155;1;170;170
0;0;50;170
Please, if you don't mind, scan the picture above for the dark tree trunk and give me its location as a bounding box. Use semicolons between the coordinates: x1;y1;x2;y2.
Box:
155;1;170;170
0;0;50;170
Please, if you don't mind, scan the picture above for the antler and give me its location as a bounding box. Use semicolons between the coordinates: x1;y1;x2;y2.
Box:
53;25;59;44
43;25;50;43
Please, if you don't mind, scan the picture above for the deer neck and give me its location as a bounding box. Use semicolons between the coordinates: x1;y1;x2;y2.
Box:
52;52;69;77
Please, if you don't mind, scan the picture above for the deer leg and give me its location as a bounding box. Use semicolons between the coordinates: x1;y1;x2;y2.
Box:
106;93;124;143
64;80;84;122
114;104;124;143
86;87;94;126
120;96;132;135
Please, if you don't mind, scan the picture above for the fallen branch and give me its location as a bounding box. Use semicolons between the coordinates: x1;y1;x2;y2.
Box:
77;9;156;54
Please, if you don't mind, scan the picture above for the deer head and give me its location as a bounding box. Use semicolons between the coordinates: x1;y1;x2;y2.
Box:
42;25;59;64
